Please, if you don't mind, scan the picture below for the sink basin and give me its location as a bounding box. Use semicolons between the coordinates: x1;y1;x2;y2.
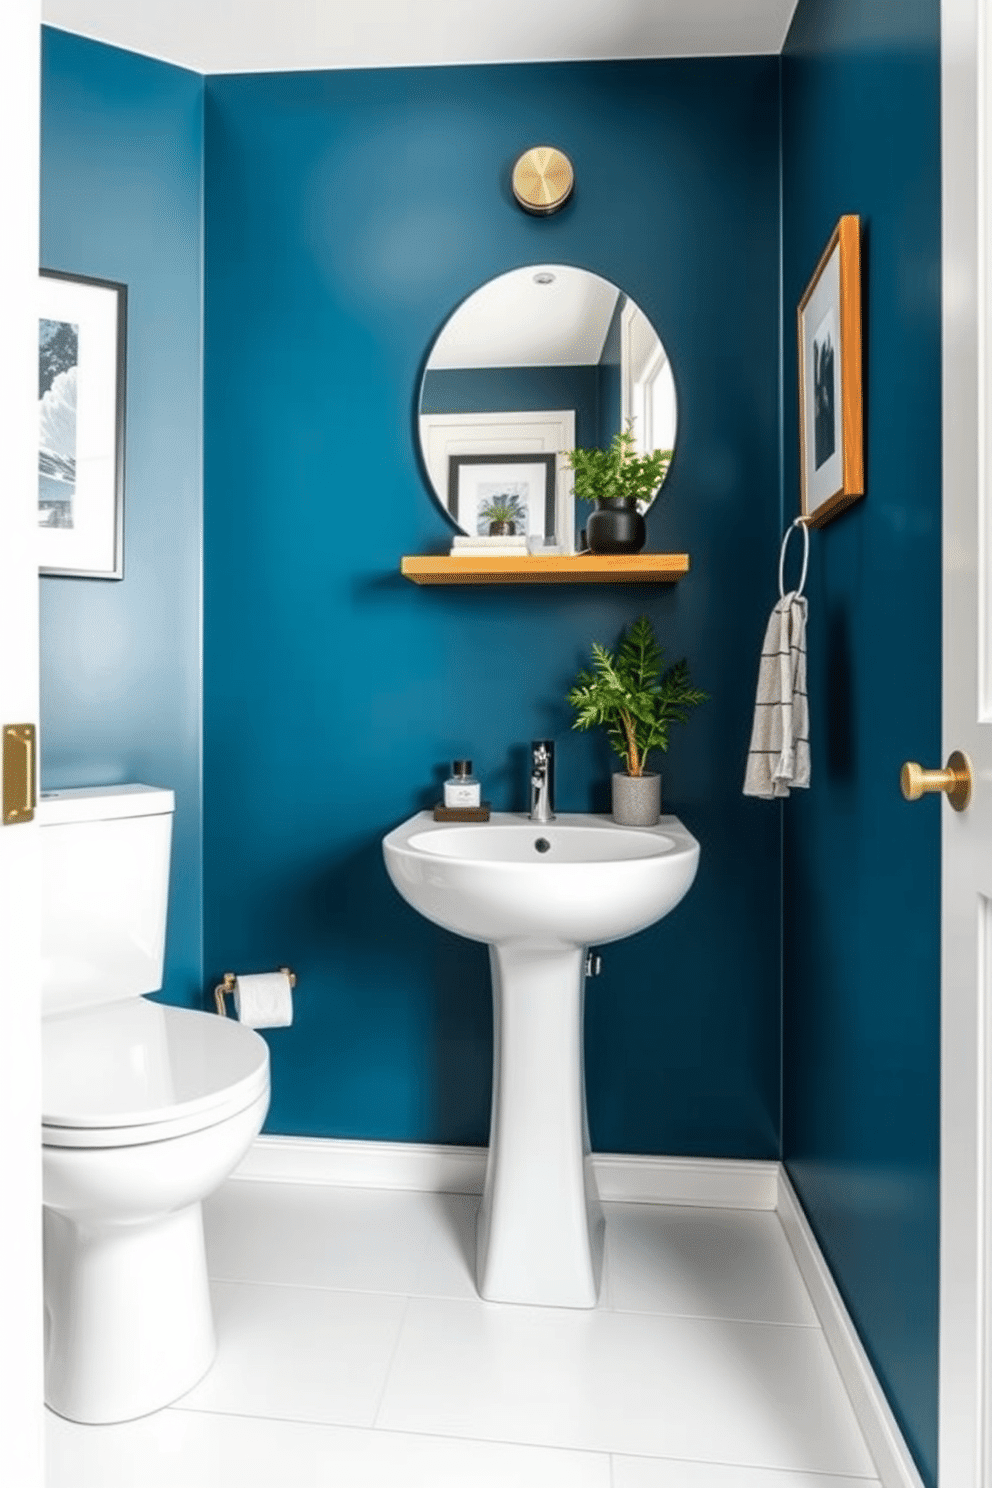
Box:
382;810;700;1309
382;812;699;947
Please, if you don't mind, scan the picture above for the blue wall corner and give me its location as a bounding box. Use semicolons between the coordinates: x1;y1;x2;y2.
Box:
39;27;205;1006
781;3;942;1483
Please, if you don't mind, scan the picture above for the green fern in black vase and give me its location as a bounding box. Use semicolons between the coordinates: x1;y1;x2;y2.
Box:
564;423;672;509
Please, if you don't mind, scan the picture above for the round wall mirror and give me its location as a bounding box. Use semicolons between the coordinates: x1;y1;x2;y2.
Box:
418;264;677;551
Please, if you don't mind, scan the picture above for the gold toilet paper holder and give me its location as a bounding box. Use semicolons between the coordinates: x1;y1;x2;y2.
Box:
214;967;297;1017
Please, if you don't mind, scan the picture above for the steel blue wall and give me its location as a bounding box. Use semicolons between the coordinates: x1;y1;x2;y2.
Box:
39;28;204;1006
781;4;942;1483
597;293;624;448
202;59;783;1151
420;365;602;451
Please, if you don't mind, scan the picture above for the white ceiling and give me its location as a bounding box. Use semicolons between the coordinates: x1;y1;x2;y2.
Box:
429;266;621;370
41;0;800;74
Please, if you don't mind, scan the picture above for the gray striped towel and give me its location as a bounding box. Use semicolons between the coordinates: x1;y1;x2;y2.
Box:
743;591;810;798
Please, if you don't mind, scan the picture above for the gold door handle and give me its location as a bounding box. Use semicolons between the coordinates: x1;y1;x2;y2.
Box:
2;723;36;825
900;750;972;811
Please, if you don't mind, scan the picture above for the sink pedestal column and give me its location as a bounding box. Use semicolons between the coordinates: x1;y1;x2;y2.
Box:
476;941;604;1307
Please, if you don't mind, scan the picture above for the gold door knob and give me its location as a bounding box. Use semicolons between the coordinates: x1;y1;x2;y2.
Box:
900;750;972;811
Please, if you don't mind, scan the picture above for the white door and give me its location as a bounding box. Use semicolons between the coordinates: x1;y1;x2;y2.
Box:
0;4;43;1485
939;2;992;1483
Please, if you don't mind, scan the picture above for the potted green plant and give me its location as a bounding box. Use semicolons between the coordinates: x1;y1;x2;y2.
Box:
477;491;526;536
564;422;672;554
566;615;707;825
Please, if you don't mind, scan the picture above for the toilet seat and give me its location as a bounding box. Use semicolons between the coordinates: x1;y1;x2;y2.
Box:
43;997;270;1149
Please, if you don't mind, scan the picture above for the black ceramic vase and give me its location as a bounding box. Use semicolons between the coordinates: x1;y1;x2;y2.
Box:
586;498;647;554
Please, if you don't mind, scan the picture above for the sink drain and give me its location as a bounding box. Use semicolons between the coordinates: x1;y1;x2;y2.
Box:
534;837;551;853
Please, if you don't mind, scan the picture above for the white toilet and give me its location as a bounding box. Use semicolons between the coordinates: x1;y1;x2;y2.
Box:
40;784;270;1424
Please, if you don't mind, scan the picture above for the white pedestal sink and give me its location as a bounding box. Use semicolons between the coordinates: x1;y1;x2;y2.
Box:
382;812;700;1308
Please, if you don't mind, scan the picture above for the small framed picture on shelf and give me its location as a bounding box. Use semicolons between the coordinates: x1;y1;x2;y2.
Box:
797;214;863;528
38;269;127;578
448;453;557;540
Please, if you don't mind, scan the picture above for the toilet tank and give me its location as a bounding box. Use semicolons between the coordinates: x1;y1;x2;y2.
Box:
38;785;175;1016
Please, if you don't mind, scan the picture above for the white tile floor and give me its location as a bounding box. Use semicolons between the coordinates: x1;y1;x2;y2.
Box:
45;1180;883;1488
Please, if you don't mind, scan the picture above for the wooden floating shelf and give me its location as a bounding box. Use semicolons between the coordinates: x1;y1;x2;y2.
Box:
400;554;690;586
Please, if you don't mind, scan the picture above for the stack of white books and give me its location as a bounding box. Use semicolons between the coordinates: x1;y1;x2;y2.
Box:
450;533;530;558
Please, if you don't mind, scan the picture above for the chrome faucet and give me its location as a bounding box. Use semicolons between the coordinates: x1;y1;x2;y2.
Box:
530;739;555;823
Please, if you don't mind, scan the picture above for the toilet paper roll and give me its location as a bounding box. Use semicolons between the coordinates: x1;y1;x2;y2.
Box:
233;971;294;1029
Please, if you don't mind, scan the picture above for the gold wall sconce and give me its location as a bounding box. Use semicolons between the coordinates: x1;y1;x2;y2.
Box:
511;146;574;216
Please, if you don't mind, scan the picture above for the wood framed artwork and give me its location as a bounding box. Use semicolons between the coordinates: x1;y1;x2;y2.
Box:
797;215;863;528
38;269;127;578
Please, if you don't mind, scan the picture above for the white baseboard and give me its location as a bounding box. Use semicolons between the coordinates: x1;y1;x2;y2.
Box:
591;1151;779;1209
776;1167;926;1488
233;1134;779;1209
231;1136;921;1488
233;1135;488;1194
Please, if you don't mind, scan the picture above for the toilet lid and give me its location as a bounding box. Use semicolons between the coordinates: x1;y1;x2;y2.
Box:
43;997;270;1146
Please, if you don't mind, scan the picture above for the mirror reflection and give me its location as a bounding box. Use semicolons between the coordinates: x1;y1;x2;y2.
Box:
418;265;677;551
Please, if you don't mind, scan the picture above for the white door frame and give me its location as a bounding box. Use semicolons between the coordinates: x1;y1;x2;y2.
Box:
0;3;43;1486
941;0;991;1483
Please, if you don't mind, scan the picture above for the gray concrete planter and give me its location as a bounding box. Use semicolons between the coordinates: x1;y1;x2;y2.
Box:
611;771;661;826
